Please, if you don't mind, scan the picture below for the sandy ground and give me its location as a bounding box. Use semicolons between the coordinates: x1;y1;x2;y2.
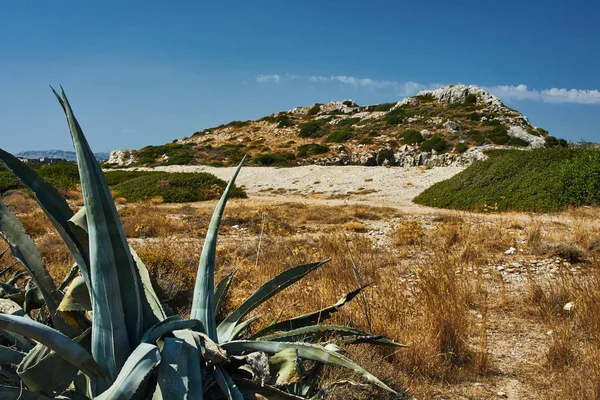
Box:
130;165;465;206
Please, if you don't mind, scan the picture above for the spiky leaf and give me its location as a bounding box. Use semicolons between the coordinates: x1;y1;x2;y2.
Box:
191;157;245;341
217;260;329;342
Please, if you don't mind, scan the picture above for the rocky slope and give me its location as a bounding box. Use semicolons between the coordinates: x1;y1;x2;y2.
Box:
106;85;556;168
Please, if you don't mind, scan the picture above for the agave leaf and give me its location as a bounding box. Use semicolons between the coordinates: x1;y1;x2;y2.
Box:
53;88;144;383
191;156;246;341
70;207;167;324
171;329;204;400
142;316;205;344
230;315;261;341
269;348;299;386
217;260;330;343
214;269;236;316
0;197;77;337
58;276;92;312
0;149;91;285
251;285;365;338
153;337;203;400
0;313;108;384
0;344;26;365
212;365;244;400
256;324;406;348
221;340;397;395
59;263;80;292
131;247;168;321
94;343;161;400
16;328;92;395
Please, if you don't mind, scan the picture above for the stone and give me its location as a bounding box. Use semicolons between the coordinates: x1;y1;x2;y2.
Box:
420;129;431;139
563;302;575;311
443;120;460;133
505;247;517;255
107;150;135;166
416;84;505;108
507;126;546;148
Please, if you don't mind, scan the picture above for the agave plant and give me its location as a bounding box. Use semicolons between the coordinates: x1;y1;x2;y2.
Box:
0;89;403;399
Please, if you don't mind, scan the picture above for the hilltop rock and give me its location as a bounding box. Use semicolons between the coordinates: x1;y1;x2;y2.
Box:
417;84;504;108
507;126;546;148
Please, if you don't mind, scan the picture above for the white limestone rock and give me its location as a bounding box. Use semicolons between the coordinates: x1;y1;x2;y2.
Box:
107;150;135;166
416;85;504;108
507;126;546;148
443;120;460;133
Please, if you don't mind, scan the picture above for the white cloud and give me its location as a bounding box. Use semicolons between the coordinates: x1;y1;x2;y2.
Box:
485;84;600;104
256;73;600;105
256;74;281;83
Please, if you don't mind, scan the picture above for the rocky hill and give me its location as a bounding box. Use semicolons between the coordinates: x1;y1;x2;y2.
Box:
106;85;559;168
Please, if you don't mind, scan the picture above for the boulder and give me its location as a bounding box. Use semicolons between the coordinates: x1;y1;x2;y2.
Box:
443;120;460;133
507;126;546;148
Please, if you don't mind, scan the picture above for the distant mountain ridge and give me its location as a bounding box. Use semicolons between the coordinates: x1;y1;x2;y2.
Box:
106;85;565;168
16;150;110;161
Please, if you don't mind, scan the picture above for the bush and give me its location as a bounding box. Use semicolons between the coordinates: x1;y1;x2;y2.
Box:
298;121;328;138
455;143;469;153
253;153;295;166
377;149;395;165
414;148;600;212
276;115;294;128
335;117;361;128
296;144;329;157
325;128;354;143
420;136;450;153
112;172;247;202
307;104;322;116
469;112;481;121
401;129;424;144
368;103;396;112
487;126;510;145
465;93;478;104
507;137;530;147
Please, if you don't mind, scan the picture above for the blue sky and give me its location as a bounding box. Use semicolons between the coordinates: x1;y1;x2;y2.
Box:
1;0;599;153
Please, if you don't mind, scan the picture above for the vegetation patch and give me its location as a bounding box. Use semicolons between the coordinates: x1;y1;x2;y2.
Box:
112;171;247;202
420;135;450;153
298;120;329;138
297;143;329;157
415;148;600;212
252;153;296;166
401;129;424;144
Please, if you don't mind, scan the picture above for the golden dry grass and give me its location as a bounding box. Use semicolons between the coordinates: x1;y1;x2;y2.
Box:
3;197;600;399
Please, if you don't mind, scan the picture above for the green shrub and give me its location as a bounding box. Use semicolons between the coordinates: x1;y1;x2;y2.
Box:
377;149;395;165
414;94;435;103
325;127;354;143
507;137;530;147
420;136;450;153
368;102;396;112
414;148;600;212
455;143;469;153
113;172;247;202
342;100;355;106
274;114;294;128
307;104;322;116
296;143;329;157
0;169;22;193
335;117;361;128
252;153;295;166
487;126;510;145
466;129;481;136
401;129;424;144
299;120;328;138
469;112;481;121
465;93;478;104
485;119;502;126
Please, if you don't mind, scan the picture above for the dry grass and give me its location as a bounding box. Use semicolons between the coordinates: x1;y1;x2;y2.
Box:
4;196;600;399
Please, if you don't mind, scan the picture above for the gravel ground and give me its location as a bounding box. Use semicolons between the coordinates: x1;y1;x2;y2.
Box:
129;165;465;206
